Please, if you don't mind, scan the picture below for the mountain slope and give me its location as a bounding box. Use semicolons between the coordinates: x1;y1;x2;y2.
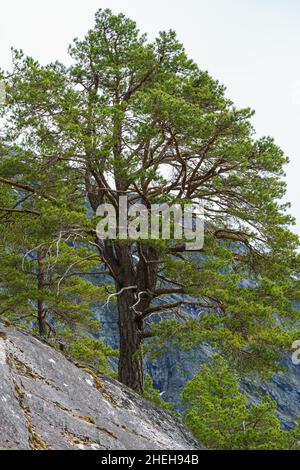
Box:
0;321;202;450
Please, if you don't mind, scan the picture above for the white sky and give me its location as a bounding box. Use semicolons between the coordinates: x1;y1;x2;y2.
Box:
1;0;300;235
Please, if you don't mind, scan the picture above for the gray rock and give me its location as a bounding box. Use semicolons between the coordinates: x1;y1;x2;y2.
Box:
0;323;203;450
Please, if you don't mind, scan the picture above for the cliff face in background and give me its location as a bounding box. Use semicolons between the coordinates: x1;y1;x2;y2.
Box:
0;322;202;450
148;344;300;429
96;304;300;429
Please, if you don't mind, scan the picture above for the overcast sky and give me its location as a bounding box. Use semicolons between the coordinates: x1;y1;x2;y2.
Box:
1;0;300;234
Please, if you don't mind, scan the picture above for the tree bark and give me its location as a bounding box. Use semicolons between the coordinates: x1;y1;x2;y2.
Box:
37;248;47;337
117;286;144;393
115;243;158;393
87;183;158;393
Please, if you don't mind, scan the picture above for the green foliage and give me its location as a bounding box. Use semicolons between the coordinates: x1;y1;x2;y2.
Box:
0;206;106;335
147;239;300;376
182;355;300;450
69;336;118;374
0;7;300;397
143;374;175;413
0;137;108;339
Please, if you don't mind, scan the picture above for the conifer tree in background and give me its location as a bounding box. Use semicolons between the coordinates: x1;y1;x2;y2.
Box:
1;9;300;393
0;140;116;370
182;355;300;450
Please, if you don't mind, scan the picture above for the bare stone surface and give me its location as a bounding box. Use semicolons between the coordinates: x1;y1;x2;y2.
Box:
0;322;203;450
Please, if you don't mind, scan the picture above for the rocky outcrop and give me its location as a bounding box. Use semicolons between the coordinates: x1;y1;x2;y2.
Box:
0;322;202;450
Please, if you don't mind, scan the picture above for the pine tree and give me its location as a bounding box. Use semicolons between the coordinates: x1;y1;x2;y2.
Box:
182;355;300;450
0;139;115;369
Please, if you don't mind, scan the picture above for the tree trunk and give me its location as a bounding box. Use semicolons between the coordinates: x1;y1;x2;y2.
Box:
88;186;158;394
37;248;47;337
117;285;144;394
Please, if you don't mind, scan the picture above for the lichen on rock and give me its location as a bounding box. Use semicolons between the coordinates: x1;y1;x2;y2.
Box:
0;322;202;450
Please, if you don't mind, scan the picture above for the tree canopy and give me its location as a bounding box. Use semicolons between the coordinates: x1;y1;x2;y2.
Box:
0;9;299;394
